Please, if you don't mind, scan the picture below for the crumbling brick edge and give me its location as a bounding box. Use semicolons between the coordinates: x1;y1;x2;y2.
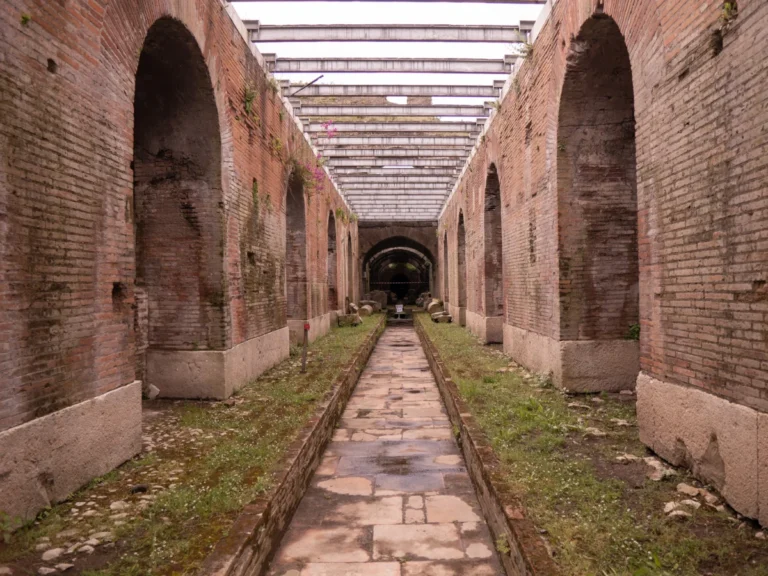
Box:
414;316;559;576
198;315;387;576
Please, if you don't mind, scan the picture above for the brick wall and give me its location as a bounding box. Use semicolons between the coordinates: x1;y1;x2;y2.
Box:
439;0;768;410
0;0;354;431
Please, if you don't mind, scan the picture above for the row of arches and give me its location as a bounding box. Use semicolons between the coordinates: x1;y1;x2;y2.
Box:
441;13;639;371
133;17;353;389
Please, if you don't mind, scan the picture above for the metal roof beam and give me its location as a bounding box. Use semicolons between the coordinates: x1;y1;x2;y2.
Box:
296;104;490;117
338;175;453;183
293;84;500;98
330;168;459;176
305;121;483;133
315;136;473;146
327;158;463;167
342;184;449;191
321;148;467;158
265;55;515;74
248;24;529;43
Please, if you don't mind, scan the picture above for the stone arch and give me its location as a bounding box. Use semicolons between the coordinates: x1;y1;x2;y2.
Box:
442;233;450;304
285;170;308;323
133;17;224;395
457;210;467;315
556;13;639;390
327;211;338;312
363;237;434;305
484;164;503;319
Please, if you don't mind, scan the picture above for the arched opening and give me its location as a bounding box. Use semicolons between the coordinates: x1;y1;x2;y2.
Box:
286;171;307;322
443;233;449;303
133;17;224;394
557;14;639;389
457;211;467;315
347;232;354;310
484;165;503;319
327;211;338;312
365;242;433;305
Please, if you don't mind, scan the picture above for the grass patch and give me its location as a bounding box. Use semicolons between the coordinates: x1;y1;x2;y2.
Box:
416;314;768;576
1;316;382;575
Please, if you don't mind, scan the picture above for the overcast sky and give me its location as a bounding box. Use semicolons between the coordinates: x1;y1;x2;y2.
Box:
232;2;544;106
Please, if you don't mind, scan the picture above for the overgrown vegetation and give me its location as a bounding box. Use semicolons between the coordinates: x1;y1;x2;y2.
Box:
416;314;768;576
0;317;381;575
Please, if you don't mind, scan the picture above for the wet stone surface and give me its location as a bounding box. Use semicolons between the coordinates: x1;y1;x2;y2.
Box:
268;327;503;576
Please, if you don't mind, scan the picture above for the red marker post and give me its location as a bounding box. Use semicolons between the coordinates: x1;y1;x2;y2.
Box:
301;323;310;373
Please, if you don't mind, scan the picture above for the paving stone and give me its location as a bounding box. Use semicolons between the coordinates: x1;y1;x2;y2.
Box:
373;524;464;560
302;563;401;576
317;477;373;496
276;527;370;563
326;497;403;526
425;495;481;523
402;561;500;575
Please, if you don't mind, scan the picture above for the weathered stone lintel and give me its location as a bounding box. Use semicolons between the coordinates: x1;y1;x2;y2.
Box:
466;309;503;344
637;372;768;526
0;382;142;522
147;327;290;400
415;317;558;576
503;323;639;392
198;315;386;576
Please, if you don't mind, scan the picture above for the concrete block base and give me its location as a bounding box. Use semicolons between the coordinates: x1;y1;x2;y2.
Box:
448;304;467;326
502;323;639;392
147;326;290;399
0;382;142;522
637;372;767;525
288;311;333;345
466;309;504;344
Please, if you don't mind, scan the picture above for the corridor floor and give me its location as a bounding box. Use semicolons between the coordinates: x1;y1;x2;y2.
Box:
268;327;503;576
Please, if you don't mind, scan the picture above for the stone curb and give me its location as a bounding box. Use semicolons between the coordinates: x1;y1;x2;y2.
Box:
414;316;559;576
198;315;387;576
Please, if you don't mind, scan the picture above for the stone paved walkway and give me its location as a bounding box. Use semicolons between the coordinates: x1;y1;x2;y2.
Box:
268;327;503;576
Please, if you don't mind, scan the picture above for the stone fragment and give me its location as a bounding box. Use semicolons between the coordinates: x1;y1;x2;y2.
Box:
84;538;100;546
0;567;12;575
584;427;606;437
610;418;631;427
645;457;676;481
680;499;701;510
77;545;95;554
668;510;692;520
89;531;114;541
148;385;160;400
41;548;65;562
663;501;678;513
359;305;373;317
349;303;359;314
338;314;363;327
676;483;700;497
38;569;56;575
567;402;590;410
756;532;766;540
56;529;79;539
616;453;640;464
109;500;129;511
619;389;635;395
36;543;51;551
55;565;74;572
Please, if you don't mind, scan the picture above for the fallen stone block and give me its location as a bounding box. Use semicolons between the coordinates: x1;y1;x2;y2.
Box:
349;303;359;314
434;314;452;323
360;299;381;312
337;314;362;327
359;305;373;317
427;299;444;314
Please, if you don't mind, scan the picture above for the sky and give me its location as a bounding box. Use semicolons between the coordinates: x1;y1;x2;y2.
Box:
232;2;544;107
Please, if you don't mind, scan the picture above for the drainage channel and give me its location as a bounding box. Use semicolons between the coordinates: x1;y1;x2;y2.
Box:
267;326;503;576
